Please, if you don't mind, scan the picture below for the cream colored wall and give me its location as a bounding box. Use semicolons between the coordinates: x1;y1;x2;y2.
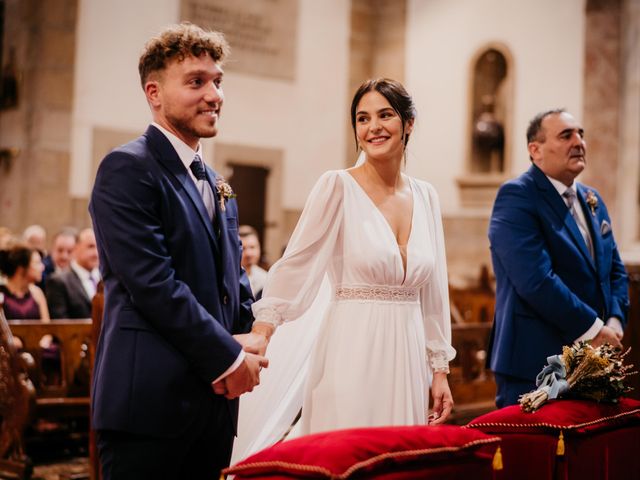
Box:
71;0;587;221
405;0;586;214
70;0;350;210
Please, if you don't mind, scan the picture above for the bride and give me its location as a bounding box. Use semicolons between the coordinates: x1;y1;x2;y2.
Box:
232;78;456;463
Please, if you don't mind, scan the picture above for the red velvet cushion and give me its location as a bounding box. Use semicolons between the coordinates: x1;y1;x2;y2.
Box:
224;425;500;479
466;397;640;434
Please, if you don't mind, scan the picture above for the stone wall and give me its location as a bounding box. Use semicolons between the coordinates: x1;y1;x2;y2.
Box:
0;0;81;238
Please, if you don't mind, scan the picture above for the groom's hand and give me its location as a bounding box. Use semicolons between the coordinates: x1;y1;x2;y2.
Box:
213;353;269;399
234;322;275;356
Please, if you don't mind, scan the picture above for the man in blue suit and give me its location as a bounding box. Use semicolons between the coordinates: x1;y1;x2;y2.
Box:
90;23;272;479
488;109;629;408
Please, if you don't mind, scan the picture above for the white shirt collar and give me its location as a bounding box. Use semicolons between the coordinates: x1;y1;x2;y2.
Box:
545;174;577;198
70;260;98;281
152;122;203;182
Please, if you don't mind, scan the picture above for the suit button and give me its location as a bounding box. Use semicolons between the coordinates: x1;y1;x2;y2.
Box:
223;295;228;305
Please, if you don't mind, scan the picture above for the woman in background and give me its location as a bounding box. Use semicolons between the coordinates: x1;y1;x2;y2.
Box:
0;242;49;320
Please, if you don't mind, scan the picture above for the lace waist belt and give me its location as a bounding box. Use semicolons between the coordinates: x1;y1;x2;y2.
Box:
334;285;419;303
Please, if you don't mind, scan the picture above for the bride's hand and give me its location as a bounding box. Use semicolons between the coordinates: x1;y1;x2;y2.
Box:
429;372;453;425
234;322;274;356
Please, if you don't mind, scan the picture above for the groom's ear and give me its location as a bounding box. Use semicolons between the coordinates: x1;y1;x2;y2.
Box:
144;78;161;108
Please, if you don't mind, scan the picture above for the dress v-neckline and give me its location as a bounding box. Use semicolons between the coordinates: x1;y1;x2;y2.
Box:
343;171;415;284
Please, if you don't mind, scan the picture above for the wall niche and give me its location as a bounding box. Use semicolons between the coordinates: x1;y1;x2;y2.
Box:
457;44;513;209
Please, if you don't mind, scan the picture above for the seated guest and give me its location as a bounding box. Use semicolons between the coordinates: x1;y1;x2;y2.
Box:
22;224;47;254
239;225;268;299
0;242;50;320
42;227;78;284
46;228;100;319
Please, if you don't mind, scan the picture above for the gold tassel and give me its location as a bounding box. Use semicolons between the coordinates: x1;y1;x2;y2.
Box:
556;431;565;456
492;446;503;470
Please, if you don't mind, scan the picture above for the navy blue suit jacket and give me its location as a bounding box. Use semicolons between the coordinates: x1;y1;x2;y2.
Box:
488;164;629;381
89;125;254;437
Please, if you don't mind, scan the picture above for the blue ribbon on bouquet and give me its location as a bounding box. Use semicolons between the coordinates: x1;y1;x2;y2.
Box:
534;355;570;400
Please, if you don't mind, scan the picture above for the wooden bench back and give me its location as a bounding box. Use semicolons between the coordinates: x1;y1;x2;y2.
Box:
8;320;93;400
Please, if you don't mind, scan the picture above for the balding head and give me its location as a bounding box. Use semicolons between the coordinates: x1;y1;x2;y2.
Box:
74;228;99;271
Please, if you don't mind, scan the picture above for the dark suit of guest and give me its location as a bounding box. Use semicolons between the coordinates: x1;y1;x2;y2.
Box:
488;163;629;406
89;125;254;477
46;269;92;319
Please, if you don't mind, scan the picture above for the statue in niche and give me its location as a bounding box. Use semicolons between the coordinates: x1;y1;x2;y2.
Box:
469;48;507;174
472;94;504;173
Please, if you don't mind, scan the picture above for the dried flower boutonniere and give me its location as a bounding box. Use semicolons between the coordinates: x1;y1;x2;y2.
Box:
586;190;598;216
215;177;236;212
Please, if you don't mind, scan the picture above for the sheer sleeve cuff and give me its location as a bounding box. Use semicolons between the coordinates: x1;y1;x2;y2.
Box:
254;307;283;327
426;340;456;374
427;350;450;373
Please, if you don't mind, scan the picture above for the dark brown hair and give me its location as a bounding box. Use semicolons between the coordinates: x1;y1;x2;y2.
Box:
0;243;34;278
350;78;416;151
526;108;566;144
138;22;230;88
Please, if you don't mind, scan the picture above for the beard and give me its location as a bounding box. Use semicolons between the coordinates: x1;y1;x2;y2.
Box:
166;109;219;141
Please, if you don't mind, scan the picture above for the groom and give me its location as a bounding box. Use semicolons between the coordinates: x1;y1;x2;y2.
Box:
90;23;271;478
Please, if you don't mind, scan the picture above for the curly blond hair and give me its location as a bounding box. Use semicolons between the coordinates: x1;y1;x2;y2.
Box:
138;22;230;88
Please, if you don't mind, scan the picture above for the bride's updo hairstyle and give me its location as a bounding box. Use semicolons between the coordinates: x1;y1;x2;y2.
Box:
350;78;417;151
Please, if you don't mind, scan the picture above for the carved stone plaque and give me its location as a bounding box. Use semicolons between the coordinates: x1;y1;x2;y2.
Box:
181;0;298;81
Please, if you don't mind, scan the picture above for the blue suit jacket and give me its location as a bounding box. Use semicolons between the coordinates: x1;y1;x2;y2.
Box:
89;125;254;437
488;164;629;381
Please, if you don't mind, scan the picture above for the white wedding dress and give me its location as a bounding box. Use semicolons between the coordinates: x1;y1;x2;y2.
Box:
231;170;455;464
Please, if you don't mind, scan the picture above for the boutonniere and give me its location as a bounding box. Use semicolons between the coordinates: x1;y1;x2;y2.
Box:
586;190;598;216
215;177;236;212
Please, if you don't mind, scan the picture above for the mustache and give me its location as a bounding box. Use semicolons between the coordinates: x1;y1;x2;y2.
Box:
570;147;585;157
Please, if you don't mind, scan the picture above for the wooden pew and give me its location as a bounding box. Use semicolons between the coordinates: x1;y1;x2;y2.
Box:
447;323;496;424
449;265;495;324
0;307;36;480
8;320;93;418
447;265;497;424
8;318;93;472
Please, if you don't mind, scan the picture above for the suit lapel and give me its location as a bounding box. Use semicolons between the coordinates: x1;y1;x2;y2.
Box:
144;126;219;255
529;165;596;270
69;269;91;305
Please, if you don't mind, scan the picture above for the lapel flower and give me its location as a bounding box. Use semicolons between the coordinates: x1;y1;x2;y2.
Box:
585;190;598;216
215;177;236;212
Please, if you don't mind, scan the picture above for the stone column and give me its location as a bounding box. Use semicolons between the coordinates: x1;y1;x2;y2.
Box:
581;0;621;221
0;0;79;235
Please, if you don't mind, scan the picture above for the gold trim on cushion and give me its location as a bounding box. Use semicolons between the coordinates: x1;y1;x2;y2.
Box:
223;437;501;479
465;407;640;432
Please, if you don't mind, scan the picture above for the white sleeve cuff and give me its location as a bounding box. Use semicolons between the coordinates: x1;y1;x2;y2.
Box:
255;308;282;327
575;318;604;343
211;350;246;384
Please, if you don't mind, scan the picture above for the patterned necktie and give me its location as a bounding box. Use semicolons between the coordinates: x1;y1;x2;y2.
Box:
563;188;594;258
190;154;215;221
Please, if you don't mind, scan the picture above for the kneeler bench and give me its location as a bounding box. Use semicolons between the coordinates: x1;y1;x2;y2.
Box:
466;397;640;480
224;424;502;479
